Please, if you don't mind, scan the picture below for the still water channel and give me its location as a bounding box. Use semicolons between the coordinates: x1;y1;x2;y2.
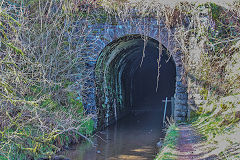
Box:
61;111;166;160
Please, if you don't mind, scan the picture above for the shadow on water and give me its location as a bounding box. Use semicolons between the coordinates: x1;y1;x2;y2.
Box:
61;111;167;160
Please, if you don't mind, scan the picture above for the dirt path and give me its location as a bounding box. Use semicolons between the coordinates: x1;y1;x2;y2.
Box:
176;124;216;160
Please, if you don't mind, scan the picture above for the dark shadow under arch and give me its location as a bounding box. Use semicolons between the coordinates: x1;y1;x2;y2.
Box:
95;34;176;129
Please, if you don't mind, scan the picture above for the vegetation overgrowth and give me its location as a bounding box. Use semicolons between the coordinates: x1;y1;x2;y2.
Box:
190;96;240;159
0;0;101;159
155;123;178;160
183;1;240;159
1;0;240;159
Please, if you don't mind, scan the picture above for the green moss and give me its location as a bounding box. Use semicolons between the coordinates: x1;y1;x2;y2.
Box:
155;124;179;160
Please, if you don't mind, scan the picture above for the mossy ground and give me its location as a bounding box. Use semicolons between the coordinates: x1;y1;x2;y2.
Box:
155;124;179;160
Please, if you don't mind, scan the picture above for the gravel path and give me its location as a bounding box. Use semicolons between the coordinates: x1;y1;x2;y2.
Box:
176;124;217;160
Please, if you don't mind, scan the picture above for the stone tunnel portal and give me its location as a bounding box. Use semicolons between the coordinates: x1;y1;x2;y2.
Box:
95;35;176;129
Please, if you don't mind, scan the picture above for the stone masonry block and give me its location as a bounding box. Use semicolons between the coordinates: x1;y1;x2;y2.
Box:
175;93;188;100
175;111;187;117
175;105;187;112
175;116;186;122
176;87;187;93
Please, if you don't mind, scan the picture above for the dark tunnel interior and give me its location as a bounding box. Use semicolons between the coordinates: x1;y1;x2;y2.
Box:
95;35;177;127
121;42;176;114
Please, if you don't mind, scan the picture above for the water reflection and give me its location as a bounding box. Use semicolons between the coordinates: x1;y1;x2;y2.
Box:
61;111;165;160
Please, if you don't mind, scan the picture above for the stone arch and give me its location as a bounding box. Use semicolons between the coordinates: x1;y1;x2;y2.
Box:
79;19;189;128
95;34;182;128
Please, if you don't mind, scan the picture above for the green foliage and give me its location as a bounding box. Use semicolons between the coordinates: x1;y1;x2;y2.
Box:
200;88;209;100
208;2;239;47
210;3;222;21
79;119;95;135
0;2;94;157
41;98;58;111
155;124;178;160
0;87;93;159
188;110;201;123
163;125;178;149
5;43;25;56
0;155;8;160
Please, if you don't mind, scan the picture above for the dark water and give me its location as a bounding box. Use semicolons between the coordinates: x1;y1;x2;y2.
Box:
61;111;166;160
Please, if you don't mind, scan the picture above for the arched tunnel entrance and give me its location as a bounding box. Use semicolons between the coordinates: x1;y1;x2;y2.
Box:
124;44;176;111
95;34;176;129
